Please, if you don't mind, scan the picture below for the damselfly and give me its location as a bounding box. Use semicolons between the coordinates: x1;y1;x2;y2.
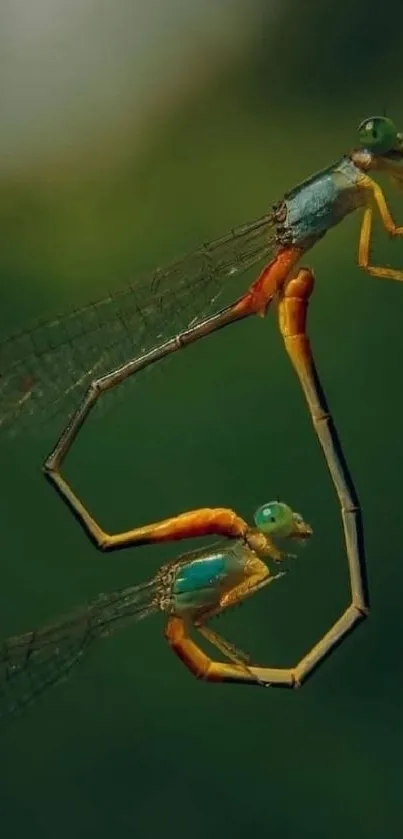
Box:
0;501;311;721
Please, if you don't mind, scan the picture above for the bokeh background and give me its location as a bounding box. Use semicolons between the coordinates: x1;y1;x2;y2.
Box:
1;1;403;836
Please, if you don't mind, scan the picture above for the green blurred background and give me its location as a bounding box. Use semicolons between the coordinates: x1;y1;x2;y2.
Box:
1;1;403;836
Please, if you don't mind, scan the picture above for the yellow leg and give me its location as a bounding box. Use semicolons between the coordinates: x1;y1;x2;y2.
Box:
219;566;285;611
358;176;403;281
166;562;286;687
368;178;403;236
197;558;285;623
197;625;251;665
196;625;271;686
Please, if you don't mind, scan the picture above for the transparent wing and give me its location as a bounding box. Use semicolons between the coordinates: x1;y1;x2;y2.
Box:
0;211;275;435
0;580;157;723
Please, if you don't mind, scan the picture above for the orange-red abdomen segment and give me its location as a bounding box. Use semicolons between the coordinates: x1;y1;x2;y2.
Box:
230;246;303;318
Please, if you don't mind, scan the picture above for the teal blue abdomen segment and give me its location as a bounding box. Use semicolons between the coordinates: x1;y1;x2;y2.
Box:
172;545;247;616
174;555;228;594
283;156;365;246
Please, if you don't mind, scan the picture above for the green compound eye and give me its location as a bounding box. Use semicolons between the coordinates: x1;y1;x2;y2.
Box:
254;501;294;538
358;116;398;155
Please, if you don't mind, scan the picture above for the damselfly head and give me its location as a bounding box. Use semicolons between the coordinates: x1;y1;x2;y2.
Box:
357;116;403;166
254;501;312;542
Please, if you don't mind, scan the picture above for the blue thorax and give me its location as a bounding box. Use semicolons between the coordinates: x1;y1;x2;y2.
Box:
282;156;367;247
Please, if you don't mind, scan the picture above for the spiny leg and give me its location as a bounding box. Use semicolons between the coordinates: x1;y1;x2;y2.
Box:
365;176;403;235
275;268;369;685
189;551;287;630
196;624;271;687
43;247;301;554
165;616;295;687
218;567;286;611
358;177;403;280
197;625;251;666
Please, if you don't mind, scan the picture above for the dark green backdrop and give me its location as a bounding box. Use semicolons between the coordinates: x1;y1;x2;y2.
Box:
1;3;403;837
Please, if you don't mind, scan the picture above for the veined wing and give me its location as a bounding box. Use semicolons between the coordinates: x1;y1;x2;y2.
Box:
0;211;276;435
0;579;158;723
